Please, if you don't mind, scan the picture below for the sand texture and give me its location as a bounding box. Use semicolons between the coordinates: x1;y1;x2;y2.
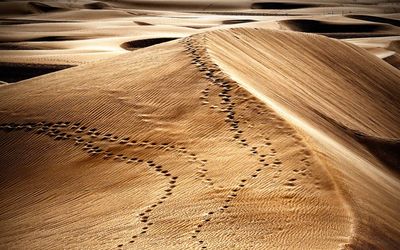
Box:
0;1;399;249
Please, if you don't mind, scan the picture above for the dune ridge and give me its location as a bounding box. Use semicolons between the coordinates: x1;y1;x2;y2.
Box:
181;32;355;248
197;27;400;249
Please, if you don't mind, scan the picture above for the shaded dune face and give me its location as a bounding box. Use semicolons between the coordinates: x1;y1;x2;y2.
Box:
222;19;255;25
25;36;87;42
283;19;384;33
0;19;74;25
251;2;325;9
316;111;400;173
347;15;400;28
28;1;65;13
0;63;73;83
0;35;92;43
382;41;400;70
0;1;66;16
384;53;400;70
120;38;178;51
107;1;241;10
83;1;110;10
353;134;400;172
0;43;47;50
282;19;397;38
388;40;400;53
134;21;153;26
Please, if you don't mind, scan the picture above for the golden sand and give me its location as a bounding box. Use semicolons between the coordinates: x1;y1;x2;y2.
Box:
0;1;399;249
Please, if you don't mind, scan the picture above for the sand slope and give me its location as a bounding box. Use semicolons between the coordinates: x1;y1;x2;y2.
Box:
201;28;400;249
0;27;399;249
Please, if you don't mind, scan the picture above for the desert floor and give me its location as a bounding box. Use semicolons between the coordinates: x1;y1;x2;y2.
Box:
0;1;399;249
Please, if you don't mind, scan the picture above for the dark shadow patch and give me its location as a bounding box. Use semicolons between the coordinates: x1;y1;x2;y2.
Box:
222;19;255;25
134;21;153;26
0;43;47;50
353;132;400;173
28;1;65;13
184;26;212;29
251;2;326;9
0;63;74;83
388;40;400;53
316;109;400;174
0;35;90;43
84;1;110;9
384;53;400;70
26;36;88;42
283;19;386;33
111;1;239;10
121;37;178;51
0;19;76;25
191;11;304;16
282;19;394;38
347;15;400;27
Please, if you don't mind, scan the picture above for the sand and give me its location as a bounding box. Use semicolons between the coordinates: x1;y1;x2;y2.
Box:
0;1;399;249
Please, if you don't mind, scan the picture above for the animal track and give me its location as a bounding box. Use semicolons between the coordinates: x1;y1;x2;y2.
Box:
0;121;210;248
0;34;328;248
69;123;214;187
181;34;325;248
189;151;272;247
183;35;292;247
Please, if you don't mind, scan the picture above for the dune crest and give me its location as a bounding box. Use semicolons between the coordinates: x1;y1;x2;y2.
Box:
199;27;400;249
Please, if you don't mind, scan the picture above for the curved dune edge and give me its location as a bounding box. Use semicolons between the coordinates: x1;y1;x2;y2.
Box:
199;27;400;249
346;130;400;174
309;104;400;175
316;110;400;173
120;37;178;51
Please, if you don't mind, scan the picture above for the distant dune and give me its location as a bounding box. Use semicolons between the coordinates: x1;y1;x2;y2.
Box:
0;1;400;249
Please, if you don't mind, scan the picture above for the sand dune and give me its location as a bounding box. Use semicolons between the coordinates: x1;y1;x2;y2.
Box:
1;27;399;249
1;0;399;81
0;1;400;249
195;27;400;249
0;32;351;249
204;28;400;137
